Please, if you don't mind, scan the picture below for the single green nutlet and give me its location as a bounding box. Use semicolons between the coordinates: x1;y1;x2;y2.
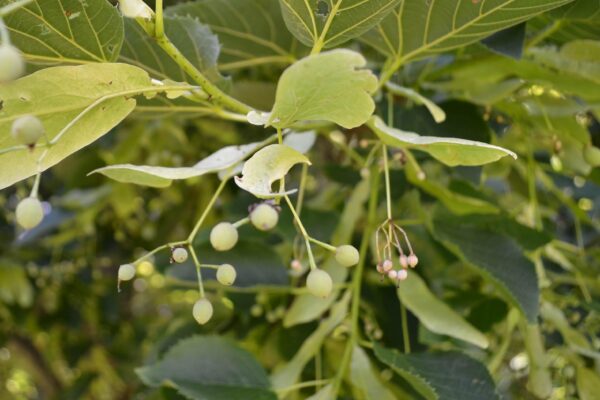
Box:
0;44;25;82
210;222;238;251
335;245;359;267
15;197;44;230
216;264;236;286
118;264;136;281
250;203;279;231
11;115;45;146
193;298;213;325
306;269;332;298
172;247;188;263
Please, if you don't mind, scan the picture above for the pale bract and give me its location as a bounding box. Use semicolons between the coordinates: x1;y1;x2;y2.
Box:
268;49;378;129
235;144;311;198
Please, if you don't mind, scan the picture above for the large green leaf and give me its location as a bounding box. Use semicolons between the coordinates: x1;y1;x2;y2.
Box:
120;16;221;83
278;0;400;48
0;63;158;190
234;144;311;198
2;0;123;65
374;344;499;400
529;40;600;84
167;0;298;71
368;116;516;166
361;0;574;62
137;335;276;400
429;208;539;322
398;273;489;348
269;49;378;129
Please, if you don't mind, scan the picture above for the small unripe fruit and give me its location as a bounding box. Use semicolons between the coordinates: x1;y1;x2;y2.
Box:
216;264;236;286
193;298;213;324
408;254;418;268
118;264;136;281
250;203;279;231
382;259;393;272
11;115;45;146
335;245;359;267
397;269;408;281
376;263;384;274
584;146;600;166
210;222;238;251
387;270;397;280
399;255;408;268
0;44;25;82
172;247;188;263
250;304;263;317
306;269;332;298
15;197;44;229
550;155;562;172
118;0;153;18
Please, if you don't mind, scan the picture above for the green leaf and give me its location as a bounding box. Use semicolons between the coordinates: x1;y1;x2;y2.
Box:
398;273;489;348
136;335;276;400
530;40;600;84
0;63;155;190
577;366;600;400
361;0;573;62
278;0;400;48
368;116;516;166
540;302;596;357
234;144;311;198
385;82;446;123
90;139;268;188
120;16;221;83
283;178;370;326
350;346;396;400
2;0;123;65
271;292;350;389
306;384;334;400
269;49;378;129
429;208;539;322
167;0;297;71
373;344;499;400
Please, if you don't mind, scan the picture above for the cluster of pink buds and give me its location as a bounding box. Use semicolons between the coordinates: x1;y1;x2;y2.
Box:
375;220;418;286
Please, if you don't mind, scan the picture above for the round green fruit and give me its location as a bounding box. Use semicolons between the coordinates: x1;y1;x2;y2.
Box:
584;146;600;167
250;203;279;231
15;197;44;230
0;44;25;82
306;269;332;298
209;222;238;251
172;247;188;263
11;115;45;146
118;264;136;281
335;245;359;267
193;298;213;325
216;264;236;286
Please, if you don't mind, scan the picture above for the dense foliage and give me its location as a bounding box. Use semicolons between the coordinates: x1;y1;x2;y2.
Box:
0;0;599;399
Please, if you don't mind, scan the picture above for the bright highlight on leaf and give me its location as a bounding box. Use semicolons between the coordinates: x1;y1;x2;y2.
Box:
368;116;517;166
234;144;311;198
269;49;378;129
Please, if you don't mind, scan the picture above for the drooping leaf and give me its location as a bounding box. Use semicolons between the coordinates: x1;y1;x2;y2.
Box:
398;273;489;348
350;346;396;400
269;49;378;129
234;144;311;198
385;82;446;123
120;16;221;83
361;0;573;62
1;0;124;65
271;292;350;389
167;0;298;71
278;0;400;48
374;344;499;400
136;335;276;400
481;22;526;60
368;116;516;166
429;208;539;322
283;178;370;326
90;139;268;188
0;63;155;190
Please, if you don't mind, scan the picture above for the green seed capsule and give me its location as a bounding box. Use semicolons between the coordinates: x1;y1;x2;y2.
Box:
335;245;359;267
306;269;332;298
118;264;136;281
11;115;45;146
193;298;213;325
0;44;25;82
250;203;279;231
15;197;44;230
216;264;236;286
209;222;238;251
172;247;188;263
